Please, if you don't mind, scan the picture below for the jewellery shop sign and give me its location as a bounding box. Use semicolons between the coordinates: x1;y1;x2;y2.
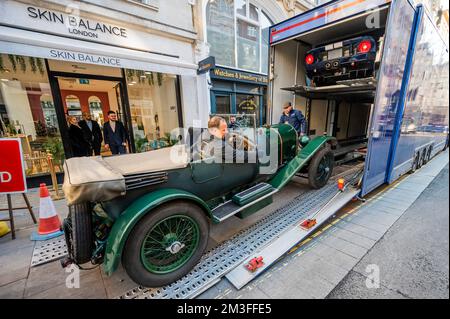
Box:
0;1;154;52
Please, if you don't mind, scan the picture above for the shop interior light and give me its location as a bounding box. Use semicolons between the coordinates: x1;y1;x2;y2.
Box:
1;79;9;82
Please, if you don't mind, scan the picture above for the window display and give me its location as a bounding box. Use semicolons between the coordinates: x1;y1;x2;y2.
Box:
125;69;180;152
206;0;273;74
0;54;64;177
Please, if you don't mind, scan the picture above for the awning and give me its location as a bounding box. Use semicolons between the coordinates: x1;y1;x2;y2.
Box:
0;26;197;76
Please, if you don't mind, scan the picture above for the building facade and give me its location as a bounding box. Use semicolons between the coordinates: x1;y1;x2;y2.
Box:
0;0;206;186
0;0;313;186
195;0;312;127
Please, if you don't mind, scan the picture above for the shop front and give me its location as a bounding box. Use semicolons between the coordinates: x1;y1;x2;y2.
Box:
209;66;268;127
0;1;199;186
204;0;275;127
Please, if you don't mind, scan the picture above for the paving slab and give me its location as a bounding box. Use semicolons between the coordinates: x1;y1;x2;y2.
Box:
341;214;389;234
101;265;142;299
245;275;311;299
327;270;408;299
24;259;99;298
351;208;401;227
27;269;106;299
0;278;26;299
325;226;377;250
333;219;384;242
301;240;359;271
0;244;34;286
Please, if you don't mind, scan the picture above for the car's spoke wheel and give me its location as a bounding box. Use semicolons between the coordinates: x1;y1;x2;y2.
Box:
308;146;334;189
122;201;209;287
140;215;200;274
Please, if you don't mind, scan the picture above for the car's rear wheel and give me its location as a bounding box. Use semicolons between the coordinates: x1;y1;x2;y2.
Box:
308;146;334;189
122;201;209;287
65;203;93;264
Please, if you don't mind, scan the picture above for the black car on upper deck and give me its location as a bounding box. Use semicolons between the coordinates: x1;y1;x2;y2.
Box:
305;36;377;86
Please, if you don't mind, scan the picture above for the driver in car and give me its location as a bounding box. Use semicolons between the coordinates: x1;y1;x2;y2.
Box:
196;116;255;163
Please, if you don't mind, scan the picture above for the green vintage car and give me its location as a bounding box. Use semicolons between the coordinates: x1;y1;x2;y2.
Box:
61;124;335;287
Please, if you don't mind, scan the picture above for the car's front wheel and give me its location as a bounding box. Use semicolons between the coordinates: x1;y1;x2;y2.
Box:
122;201;209;287
65;203;93;264
308;146;334;189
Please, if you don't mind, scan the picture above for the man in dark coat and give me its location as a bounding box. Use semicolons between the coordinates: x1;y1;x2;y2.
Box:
79;112;103;156
67;116;90;157
103;110;129;155
279;102;306;136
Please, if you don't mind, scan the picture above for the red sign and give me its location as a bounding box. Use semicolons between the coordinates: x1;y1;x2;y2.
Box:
0;138;27;194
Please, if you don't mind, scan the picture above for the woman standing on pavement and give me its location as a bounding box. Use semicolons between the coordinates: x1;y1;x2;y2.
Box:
67;116;90;157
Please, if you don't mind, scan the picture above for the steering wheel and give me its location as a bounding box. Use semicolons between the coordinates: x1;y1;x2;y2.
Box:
227;132;257;152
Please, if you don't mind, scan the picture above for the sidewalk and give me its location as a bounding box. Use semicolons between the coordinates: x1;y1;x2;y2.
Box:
327;163;449;298
0;150;448;298
198;150;449;299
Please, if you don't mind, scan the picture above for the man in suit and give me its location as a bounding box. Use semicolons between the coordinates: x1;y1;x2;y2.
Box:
103;110;129;155
79;112;103;156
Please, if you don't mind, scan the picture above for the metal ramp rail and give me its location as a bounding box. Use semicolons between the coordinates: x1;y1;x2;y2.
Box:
117;170;361;299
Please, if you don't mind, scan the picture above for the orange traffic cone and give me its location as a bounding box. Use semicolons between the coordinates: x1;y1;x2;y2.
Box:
31;184;64;241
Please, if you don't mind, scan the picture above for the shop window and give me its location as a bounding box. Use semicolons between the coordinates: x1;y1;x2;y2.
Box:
0;54;64;177
236;94;259;127
88;95;104;125
125;69;180;153
249;3;259;21
237;19;260;72
206;0;273;74
206;0;236;68
214;94;232;114
260;12;272;74
65;95;82;119
236;0;246;16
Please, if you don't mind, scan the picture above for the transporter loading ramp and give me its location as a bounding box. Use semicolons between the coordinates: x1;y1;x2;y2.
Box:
117;168;363;299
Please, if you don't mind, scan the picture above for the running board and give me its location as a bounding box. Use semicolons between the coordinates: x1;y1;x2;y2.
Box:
225;186;361;290
211;183;277;223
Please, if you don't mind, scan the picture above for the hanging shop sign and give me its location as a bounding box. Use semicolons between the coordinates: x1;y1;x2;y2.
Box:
210;67;268;85
197;56;215;75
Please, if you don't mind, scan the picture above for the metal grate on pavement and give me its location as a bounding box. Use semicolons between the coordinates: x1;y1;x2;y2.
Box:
30;235;68;267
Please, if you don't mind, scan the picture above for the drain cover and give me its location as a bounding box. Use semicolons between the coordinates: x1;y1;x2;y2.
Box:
31;235;68;267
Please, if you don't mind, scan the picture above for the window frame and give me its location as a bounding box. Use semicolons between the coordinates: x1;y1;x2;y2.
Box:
206;0;273;75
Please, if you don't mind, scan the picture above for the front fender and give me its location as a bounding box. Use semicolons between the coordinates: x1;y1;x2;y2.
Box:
103;188;211;276
269;135;335;189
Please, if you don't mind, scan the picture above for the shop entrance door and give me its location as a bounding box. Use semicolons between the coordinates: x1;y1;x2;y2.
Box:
48;71;133;157
236;94;260;128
